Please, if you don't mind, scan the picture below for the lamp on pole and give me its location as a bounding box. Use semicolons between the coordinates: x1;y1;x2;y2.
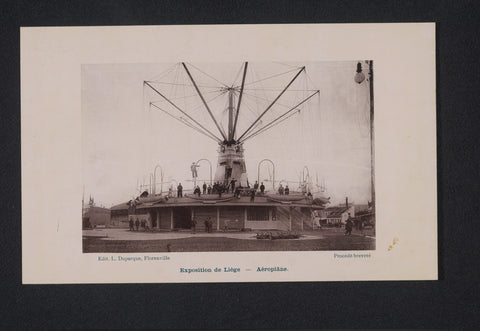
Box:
154;165;164;195
354;60;375;211
258;159;275;190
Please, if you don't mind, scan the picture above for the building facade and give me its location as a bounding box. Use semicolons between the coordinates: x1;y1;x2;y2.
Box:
109;193;324;232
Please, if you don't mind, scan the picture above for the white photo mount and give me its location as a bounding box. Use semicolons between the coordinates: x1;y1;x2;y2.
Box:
21;23;437;283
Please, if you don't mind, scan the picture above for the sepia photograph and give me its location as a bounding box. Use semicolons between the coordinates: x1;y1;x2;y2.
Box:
81;61;376;253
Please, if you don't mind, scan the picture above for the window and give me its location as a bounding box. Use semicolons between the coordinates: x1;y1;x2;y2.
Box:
247;207;270;221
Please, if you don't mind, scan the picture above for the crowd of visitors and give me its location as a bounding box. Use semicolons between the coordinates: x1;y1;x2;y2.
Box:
128;218;150;232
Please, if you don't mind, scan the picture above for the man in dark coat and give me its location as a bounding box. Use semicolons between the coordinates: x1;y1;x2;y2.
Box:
345;214;353;236
207;217;213;233
191;218;197;234
203;182;207;194
177;183;183;197
260;182;265;194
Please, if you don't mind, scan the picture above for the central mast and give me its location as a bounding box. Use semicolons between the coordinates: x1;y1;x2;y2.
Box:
214;87;248;186
227;88;235;142
212;63;249;187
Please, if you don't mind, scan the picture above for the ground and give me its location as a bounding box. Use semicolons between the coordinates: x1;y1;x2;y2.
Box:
83;227;375;252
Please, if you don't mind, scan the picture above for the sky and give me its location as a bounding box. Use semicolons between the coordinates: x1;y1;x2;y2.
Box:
82;61;372;207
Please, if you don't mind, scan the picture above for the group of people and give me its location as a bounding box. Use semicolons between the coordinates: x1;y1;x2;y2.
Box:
277;184;290;195
191;182;228;196
129;218;150;232
173;178;268;198
173;179;317;199
189;217;215;234
210;182;227;195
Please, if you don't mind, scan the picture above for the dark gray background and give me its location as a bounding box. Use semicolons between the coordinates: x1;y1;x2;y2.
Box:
1;0;479;329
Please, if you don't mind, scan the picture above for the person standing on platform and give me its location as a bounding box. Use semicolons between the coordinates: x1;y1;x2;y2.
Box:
129;218;134;231
177;183;183;198
250;189;255;202
135;218;140;231
260;182;265;194
190;162;199;178
285;185;290;195
203;182;207;194
254;181;259;192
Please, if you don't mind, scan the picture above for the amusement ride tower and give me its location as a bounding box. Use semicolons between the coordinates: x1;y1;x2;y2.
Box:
144;62;319;188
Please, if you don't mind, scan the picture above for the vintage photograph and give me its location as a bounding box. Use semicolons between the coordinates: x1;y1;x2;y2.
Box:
82;61;376;253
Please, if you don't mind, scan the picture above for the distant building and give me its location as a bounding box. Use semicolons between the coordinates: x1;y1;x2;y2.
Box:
354;208;375;227
83;205;110;228
110;202;131;227
319;197;355;226
110;200;150;228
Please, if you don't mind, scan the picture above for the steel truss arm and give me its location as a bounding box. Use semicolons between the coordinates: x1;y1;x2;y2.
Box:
150;103;220;143
237;66;305;142
240;90;319;143
182;63;228;141
144;81;222;143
